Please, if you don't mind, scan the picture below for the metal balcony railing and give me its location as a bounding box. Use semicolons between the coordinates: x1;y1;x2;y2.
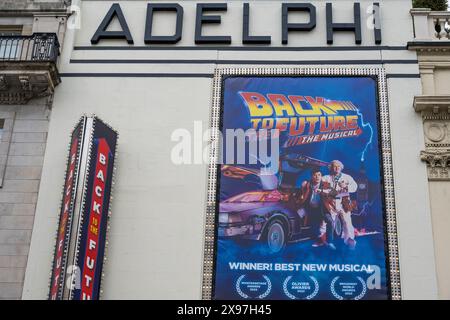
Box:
0;33;60;62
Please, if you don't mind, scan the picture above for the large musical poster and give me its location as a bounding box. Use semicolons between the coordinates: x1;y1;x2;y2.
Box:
212;76;392;300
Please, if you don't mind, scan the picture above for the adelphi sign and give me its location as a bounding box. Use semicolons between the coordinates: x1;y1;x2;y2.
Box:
91;2;382;46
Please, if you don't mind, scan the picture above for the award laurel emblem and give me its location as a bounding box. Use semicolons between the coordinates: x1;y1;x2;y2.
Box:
331;276;367;300
283;275;319;300
235;274;272;299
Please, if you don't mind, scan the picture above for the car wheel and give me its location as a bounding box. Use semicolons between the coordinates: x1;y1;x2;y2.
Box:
265;220;286;254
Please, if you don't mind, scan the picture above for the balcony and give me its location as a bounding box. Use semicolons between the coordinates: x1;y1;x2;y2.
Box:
409;9;450;50
0;33;61;104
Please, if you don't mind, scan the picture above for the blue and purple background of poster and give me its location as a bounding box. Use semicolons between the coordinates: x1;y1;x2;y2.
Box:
213;76;390;300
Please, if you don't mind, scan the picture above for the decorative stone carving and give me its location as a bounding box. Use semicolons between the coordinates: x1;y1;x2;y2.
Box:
414;95;450;180
19;75;31;91
424;123;447;143
423;120;450;148
421;149;450;180
0;75;7;90
0;61;60;104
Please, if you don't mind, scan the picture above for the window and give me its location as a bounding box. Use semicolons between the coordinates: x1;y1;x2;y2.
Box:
0;114;14;188
0;119;4;140
0;25;23;60
0;25;22;36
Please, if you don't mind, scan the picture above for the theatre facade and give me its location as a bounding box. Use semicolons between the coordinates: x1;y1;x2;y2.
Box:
1;0;448;300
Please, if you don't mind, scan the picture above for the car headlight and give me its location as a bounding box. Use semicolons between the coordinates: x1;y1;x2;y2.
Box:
219;213;229;224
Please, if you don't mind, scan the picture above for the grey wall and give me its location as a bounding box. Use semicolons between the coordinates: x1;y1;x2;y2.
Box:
0;0;67;300
0;101;50;299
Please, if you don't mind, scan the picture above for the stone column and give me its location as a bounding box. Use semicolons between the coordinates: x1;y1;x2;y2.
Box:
415;95;450;299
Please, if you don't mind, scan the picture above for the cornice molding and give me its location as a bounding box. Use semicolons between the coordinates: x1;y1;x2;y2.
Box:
408;42;450;52
414;95;450;114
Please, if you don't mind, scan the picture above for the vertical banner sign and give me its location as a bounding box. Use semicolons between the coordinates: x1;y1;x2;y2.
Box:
72;118;117;300
49;119;85;300
210;74;398;300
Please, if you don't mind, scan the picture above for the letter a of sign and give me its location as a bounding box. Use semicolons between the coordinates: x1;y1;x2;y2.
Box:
91;3;134;44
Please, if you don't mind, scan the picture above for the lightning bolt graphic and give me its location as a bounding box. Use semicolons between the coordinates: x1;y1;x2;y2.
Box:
356;108;374;162
354;201;374;216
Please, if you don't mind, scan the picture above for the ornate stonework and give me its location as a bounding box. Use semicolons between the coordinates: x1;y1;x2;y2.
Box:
0;61;60;104
0;76;7;90
414;96;450;180
420;149;450;180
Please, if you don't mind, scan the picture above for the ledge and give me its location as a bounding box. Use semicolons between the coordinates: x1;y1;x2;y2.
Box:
0;1;67;14
0;61;60;104
414;95;450;113
408;41;450;51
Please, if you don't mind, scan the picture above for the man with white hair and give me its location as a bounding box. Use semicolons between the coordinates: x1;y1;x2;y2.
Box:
321;160;358;249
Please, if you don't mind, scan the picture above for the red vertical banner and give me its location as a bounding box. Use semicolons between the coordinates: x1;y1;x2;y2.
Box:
49;119;84;300
49;117;117;301
71;118;118;300
80;138;110;300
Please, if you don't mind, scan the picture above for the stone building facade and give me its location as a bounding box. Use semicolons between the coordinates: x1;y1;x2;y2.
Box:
410;8;450;299
0;0;449;300
22;0;438;300
0;0;68;299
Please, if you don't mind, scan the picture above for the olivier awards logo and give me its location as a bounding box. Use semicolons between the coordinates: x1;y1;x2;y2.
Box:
282;275;319;300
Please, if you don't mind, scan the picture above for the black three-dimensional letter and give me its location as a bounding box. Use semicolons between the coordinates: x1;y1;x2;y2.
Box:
243;3;271;44
145;3;183;44
282;3;316;45
326;3;362;45
195;3;231;44
91;3;133;44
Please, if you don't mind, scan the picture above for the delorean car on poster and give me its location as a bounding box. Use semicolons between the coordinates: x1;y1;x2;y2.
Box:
213;76;390;300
